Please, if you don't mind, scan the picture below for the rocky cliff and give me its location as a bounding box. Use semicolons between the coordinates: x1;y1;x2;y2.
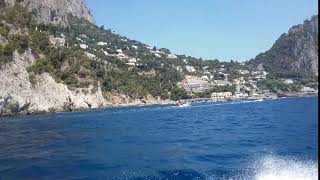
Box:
0;50;111;115
0;49;173;116
2;0;95;25
249;15;318;77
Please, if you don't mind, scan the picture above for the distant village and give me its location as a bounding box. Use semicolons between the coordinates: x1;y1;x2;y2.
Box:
49;32;318;101
178;71;318;101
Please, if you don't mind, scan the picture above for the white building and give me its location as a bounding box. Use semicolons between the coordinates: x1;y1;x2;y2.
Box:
220;65;226;71
201;75;209;81
301;87;317;93
76;37;83;42
213;80;231;86
234;77;246;85
186;66;196;73
126;58;138;66
80;44;88;49
238;70;250;75
103;51;109;56
117;53;128;59
154;53;161;58
176;66;183;72
234;91;249;98
181;75;209;92
183;59;188;64
211;92;233;100
80;34;88;39
168;54;178;59
97;42;108;46
283;79;294;84
85;52;96;59
116;49;123;53
49;35;65;47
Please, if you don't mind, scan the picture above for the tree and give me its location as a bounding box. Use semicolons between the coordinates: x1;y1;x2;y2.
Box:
170;86;190;100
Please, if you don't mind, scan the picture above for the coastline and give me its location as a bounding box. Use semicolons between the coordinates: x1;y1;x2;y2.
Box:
0;93;317;118
0;100;176;117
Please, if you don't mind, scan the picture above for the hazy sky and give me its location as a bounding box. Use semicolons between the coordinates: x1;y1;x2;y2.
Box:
86;0;318;61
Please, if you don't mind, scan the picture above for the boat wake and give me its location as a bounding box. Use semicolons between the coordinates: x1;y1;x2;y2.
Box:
252;155;318;180
176;104;192;108
123;155;318;180
204;155;318;180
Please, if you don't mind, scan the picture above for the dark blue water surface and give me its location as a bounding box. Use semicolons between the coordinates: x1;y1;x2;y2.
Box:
0;97;318;180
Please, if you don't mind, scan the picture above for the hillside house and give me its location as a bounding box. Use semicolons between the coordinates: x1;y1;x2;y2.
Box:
211;92;233;100
181;75;209;92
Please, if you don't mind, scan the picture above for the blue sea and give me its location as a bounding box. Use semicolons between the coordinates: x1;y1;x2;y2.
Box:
0;97;318;180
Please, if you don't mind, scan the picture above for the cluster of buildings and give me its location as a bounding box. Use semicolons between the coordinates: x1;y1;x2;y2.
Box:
301;86;318;93
179;64;269;94
75;36;143;66
69;33;318;100
150;48;178;59
75;35;181;67
211;92;233;101
179;75;209;92
179;63;318;100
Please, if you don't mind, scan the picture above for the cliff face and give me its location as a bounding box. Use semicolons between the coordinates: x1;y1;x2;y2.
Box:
0;50;110;116
3;0;95;25
0;49;172;115
290;15;318;76
250;15;318;77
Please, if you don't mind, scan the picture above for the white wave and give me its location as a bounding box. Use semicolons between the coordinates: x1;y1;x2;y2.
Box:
204;155;318;180
253;155;318;180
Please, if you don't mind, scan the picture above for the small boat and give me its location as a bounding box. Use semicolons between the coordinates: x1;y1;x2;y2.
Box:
176;101;191;107
178;103;191;107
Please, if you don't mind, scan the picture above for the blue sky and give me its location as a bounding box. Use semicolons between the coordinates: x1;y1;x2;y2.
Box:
86;0;318;61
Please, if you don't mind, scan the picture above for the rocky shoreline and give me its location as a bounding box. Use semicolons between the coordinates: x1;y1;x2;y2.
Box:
1;93;317;117
230;92;318;102
0;98;175;117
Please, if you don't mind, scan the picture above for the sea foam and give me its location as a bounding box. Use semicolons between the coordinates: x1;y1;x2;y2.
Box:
205;155;318;180
253;155;318;180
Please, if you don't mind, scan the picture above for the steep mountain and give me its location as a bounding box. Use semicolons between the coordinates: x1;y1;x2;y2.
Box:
0;6;179;115
249;15;318;78
1;0;95;25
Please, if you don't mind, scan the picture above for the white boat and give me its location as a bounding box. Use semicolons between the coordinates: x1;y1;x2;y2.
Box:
176;101;191;107
178;103;191;107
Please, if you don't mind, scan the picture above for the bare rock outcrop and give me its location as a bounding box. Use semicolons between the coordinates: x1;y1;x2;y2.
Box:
0;34;8;45
3;0;95;25
0;49;111;115
105;92;175;107
250;15;318;77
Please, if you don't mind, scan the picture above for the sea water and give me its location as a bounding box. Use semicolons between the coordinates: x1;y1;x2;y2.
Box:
0;97;318;179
